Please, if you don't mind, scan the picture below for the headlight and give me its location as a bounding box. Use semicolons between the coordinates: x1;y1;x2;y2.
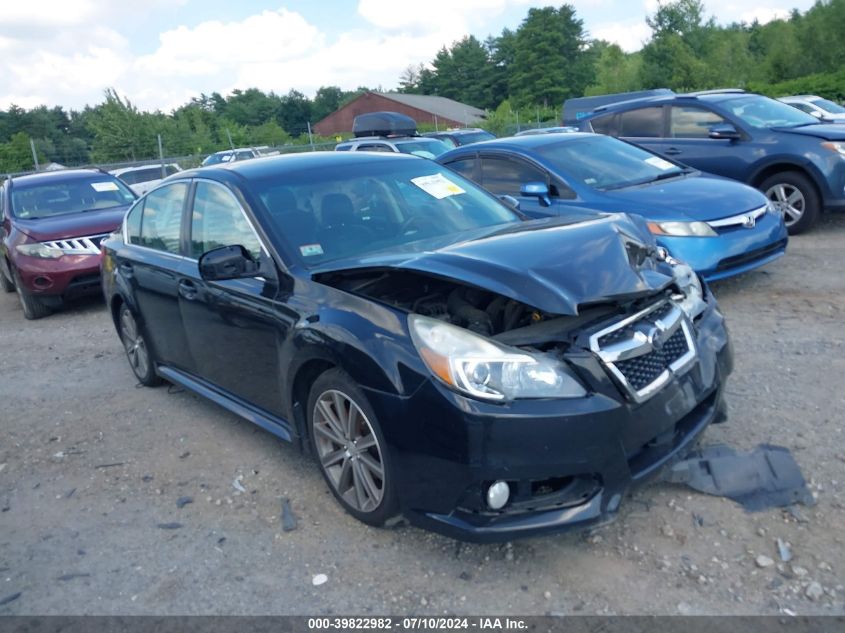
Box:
821;141;845;157
647;221;717;237
671;260;706;319
409;315;587;402
15;243;64;259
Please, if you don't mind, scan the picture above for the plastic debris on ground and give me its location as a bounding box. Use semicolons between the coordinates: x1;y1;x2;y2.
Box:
281;498;298;532
662;444;814;511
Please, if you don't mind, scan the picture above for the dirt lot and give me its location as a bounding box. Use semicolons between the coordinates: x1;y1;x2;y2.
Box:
1;215;843;616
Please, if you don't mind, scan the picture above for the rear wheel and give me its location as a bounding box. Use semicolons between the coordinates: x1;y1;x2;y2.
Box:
14;273;51;320
761;171;820;235
307;368;399;527
118;304;161;386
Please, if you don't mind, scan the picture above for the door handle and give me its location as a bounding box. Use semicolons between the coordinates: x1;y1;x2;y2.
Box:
178;279;198;300
663;147;682;156
119;262;134;277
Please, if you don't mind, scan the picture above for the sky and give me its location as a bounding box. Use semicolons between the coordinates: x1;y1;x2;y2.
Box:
0;0;815;113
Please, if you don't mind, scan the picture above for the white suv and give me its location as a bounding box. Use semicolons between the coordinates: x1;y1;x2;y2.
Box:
778;95;845;123
110;164;181;196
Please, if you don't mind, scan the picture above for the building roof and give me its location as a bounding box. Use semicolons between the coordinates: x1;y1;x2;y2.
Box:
378;93;486;125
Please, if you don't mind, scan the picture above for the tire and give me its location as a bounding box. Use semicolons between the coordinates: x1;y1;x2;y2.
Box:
307;368;400;527
0;264;14;293
118;303;162;386
14;272;51;320
760;171;820;235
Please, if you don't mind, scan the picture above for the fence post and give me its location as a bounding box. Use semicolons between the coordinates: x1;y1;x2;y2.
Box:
157;134;165;178
226;128;235;150
29;138;40;171
307;122;315;152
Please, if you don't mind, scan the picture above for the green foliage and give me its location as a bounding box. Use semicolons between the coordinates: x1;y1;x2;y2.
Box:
749;68;845;103
0;132;40;172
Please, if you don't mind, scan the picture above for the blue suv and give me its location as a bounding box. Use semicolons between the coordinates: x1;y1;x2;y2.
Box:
573;89;845;234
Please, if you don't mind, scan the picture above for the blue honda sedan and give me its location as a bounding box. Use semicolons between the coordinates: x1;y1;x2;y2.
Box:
437;133;788;281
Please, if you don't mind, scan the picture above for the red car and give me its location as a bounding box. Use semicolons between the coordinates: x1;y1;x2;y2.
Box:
0;169;137;319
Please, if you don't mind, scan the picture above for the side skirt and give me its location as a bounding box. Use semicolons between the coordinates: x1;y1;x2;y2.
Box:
157;365;294;443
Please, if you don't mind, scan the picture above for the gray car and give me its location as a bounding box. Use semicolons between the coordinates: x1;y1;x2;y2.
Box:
778;95;845;123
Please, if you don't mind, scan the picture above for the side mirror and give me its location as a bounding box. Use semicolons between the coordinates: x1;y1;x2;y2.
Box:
708;123;740;140
520;181;552;207
199;245;260;281
809;110;824;119
498;194;520;211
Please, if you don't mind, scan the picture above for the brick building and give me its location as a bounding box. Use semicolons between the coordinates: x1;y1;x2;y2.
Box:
313;92;486;136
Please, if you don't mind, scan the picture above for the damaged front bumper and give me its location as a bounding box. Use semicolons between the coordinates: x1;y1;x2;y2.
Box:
364;300;733;542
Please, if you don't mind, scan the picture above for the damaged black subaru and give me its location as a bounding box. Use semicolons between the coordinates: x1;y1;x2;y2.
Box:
101;152;733;542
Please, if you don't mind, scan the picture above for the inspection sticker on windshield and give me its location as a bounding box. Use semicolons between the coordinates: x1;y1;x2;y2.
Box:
645;156;675;171
411;173;465;199
91;181;119;192
299;243;324;257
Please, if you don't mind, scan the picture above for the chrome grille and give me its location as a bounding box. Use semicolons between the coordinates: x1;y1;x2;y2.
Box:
42;234;109;255
589;301;697;403
707;205;767;230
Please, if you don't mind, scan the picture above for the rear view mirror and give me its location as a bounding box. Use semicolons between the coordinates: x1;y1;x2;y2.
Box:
520;181;551;207
199;245;260;281
708;124;740;140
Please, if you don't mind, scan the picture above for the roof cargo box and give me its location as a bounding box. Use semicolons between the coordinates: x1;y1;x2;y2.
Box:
562;89;674;124
353;111;417;137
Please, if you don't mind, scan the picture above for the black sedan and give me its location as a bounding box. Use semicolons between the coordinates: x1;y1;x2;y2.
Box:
101;152;733;541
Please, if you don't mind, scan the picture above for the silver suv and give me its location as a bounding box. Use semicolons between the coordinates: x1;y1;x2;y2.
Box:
334;136;451;159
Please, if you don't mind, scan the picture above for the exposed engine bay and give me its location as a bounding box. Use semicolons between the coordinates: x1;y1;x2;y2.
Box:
315;266;704;350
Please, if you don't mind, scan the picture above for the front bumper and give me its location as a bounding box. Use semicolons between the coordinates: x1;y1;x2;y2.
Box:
13;252;104;301
365;303;733;542
657;211;787;282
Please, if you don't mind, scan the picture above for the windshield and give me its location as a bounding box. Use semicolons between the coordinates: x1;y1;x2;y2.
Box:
810;98;845;114
393;138;451;159
720;95;819;128
10;176;136;219
203;152;232;166
250;159;519;267
535;135;685;190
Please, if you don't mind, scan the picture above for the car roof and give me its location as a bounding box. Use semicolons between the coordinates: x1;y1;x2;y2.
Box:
181;150;422;182
111;164;177;175
8;168;111;187
441;132;597;154
585;89;753;117
339;136;437;143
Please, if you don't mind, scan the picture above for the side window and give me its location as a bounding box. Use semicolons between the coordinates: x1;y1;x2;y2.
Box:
357;144;393;152
670;106;727;138
481;157;547;196
619;107;663;137
138;182;187;254
444;158;478;182
125;199;144;243
590;114;616;136
792;103;814;114
190;181;262;260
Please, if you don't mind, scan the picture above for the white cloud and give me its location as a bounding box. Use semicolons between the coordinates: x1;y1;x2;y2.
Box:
591;20;651;52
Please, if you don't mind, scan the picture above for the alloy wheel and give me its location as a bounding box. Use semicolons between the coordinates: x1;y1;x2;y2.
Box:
120;307;150;380
766;182;805;227
312;389;385;513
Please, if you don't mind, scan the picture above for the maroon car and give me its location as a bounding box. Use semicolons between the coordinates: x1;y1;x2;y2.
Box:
0;169;137;319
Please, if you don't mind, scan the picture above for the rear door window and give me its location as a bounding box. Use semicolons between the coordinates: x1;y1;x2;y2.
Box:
590;114;617;136
444;157;478;182
138;182;187;254
619;107;664;137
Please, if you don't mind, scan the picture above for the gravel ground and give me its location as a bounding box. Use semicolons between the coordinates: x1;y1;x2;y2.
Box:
0;215;843;616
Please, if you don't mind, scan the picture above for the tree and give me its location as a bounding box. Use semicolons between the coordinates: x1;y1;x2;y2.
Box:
312;86;346;122
276;89;312;135
586;44;643;95
509;6;594;108
86;88;154;162
225;88;280;127
0;132;41;172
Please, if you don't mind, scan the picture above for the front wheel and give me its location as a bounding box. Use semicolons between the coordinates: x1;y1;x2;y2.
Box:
761;171;820;235
307;368;399;527
118;304;161;386
14;272;51;320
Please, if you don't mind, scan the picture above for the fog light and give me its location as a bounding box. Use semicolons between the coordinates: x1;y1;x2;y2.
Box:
486;481;510;510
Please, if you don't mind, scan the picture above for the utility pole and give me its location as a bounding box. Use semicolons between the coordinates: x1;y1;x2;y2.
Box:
226;128;235;150
157;134;165;179
306;122;315;151
515;110;520;133
29;138;40;171
434;114;439;132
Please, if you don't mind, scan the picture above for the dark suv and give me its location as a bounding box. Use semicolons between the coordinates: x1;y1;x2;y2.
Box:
574;90;845;233
0;169;136;319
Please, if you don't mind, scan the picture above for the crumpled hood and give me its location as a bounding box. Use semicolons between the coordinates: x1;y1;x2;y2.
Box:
600;174;767;221
317;215;675;315
14;206;129;241
774;123;845;140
